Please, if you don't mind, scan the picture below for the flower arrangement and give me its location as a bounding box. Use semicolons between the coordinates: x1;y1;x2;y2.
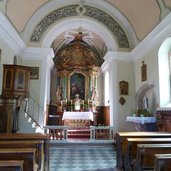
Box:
132;109;151;117
155;113;161;122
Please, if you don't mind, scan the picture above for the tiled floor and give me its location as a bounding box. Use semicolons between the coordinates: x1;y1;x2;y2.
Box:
50;143;116;171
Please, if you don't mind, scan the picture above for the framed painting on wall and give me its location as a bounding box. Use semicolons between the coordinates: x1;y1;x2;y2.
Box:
30;67;39;79
70;72;85;100
119;80;128;95
141;61;147;82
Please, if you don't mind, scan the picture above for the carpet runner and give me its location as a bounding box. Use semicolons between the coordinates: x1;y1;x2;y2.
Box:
67;127;90;140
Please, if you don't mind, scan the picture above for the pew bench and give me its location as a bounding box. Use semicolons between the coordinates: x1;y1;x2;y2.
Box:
0;133;50;171
115;132;171;169
0;148;37;171
154;154;171;171
124;138;171;171
0;160;24;171
133;144;171;171
0;140;44;171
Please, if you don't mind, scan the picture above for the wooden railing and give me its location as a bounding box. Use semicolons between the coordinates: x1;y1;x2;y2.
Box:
90;126;115;142
44;126;68;141
43;126;115;142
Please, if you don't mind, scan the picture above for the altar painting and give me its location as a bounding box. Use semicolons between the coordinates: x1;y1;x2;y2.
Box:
70;73;85;99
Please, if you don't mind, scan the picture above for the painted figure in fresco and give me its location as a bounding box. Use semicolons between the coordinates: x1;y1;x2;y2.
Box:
56;86;62;101
90;87;98;102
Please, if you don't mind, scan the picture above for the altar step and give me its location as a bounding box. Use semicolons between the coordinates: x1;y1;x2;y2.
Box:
67;127;90;140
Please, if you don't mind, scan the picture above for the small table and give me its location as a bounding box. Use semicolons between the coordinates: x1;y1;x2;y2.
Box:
126;116;156;131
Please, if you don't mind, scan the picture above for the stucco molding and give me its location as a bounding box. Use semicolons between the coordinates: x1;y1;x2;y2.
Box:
29;5;129;49
21;47;54;67
101;51;132;73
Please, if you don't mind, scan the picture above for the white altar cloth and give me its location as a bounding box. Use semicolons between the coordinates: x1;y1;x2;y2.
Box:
126;116;156;124
126;116;156;131
62;111;94;121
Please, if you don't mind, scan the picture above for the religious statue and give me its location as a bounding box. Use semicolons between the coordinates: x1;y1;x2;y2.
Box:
74;94;81;111
56;86;62;101
90;87;98;102
143;96;148;110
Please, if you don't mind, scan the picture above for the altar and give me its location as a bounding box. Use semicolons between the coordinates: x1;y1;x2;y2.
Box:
62;111;94;127
126;116;156;131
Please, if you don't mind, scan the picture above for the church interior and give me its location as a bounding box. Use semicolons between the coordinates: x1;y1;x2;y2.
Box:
0;0;171;170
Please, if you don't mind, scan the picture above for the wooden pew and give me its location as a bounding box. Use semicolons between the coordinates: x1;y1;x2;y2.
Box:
0;148;36;171
0;133;50;171
115;132;171;169
133;144;171;171
124;138;171;171
154;154;171;171
0;160;24;171
0;140;44;170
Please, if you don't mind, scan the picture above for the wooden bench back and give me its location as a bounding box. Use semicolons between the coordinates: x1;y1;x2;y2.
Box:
134;144;171;171
0;160;23;171
0;148;36;171
154;154;171;171
124;138;171;171
115;132;171;169
0;140;44;170
0;133;50;171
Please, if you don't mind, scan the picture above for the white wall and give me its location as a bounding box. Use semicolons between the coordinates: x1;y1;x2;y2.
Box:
134;46;159;112
0;38;16;94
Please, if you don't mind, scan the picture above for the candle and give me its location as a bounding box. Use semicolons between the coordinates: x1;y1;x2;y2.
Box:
66;99;67;103
71;100;72;104
61;100;62;106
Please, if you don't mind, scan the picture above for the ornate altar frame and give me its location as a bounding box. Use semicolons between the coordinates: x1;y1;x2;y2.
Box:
68;71;89;100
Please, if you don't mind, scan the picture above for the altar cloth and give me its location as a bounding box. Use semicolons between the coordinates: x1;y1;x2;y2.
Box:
126;116;156;124
62;111;94;121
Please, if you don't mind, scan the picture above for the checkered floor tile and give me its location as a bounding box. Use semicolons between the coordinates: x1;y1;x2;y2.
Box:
50;144;116;171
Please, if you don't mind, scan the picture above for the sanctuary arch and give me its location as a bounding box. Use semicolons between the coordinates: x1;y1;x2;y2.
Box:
52;41;102;111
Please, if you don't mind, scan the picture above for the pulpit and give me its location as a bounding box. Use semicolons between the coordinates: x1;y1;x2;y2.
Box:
126;116;156;131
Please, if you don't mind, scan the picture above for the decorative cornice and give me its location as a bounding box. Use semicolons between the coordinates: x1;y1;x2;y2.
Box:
30;5;78;42
30;5;129;49
101;51;132;72
83;5;129;48
21;47;54;61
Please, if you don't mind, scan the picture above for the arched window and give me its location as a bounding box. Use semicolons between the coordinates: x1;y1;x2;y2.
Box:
158;38;171;107
105;72;109;106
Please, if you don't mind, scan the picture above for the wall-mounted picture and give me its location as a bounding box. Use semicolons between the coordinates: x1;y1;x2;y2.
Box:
119;80;128;95
30;67;39;79
70;73;85;100
0;49;1;64
141;61;147;82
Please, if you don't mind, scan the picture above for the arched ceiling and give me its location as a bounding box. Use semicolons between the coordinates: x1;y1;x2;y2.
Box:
1;0;171;55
